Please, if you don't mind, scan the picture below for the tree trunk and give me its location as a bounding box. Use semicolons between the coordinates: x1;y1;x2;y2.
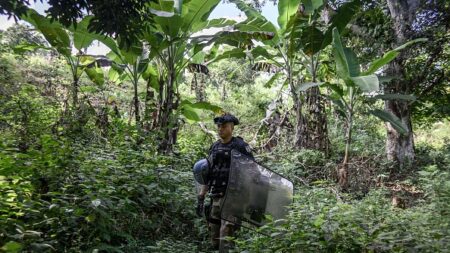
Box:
158;63;177;153
385;0;419;166
72;79;79;109
288;73;303;148
301;86;329;154
133;80;141;128
384;58;415;165
338;110;353;190
143;78;155;132
293;94;303;148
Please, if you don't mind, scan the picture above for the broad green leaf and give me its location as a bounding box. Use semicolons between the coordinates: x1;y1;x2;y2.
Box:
332;28;350;79
13;43;52;54
264;72;282;88
143;68;160;92
21;9;71;56
181;0;221;32
120;43;143;65
75;63;85;78
189;102;223;113
325;94;347;112
369;109;408;134
324;83;344;97
144;32;167;52
192;18;236;33
1;241;23;253
302;0;324;15
154;15;183;38
201;30;274;49
142;65;160;91
79;55;96;66
364;50;398;75
286;12;306;57
72;16;95;50
142;65;158;80
301;26;325;56
72;30;120;57
235;17;278;38
393;38;428;51
332;29;360;79
372;94;416;101
278;0;302;31
208;48;246;64
137;59;150;74
297;82;324;92
108;68;120;83
231;0;278;42
350;75;379;92
344;48;360;77
251;46;278;60
191;51;206;64
321;0;361;48
148;0;175;15
181;106;201;121
85;65;104;86
230;0;264;19
108;68;127;84
363;38;428;75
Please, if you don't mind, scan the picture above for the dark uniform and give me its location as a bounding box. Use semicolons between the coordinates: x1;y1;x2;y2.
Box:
206;136;254;252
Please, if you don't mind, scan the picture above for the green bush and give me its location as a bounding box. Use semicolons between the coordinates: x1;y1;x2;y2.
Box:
0;137;204;252
236;173;450;253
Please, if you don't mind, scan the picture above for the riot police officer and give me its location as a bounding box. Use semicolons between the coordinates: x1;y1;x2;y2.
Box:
194;113;254;252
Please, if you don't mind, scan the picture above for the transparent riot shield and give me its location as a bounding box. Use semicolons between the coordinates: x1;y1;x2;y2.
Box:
220;150;293;228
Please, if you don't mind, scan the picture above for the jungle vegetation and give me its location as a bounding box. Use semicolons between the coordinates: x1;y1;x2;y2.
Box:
0;0;449;252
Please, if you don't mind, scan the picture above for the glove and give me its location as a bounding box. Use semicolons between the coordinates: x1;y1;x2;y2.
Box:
196;195;205;217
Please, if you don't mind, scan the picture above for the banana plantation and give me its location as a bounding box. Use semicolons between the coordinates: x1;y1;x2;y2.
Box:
0;0;449;252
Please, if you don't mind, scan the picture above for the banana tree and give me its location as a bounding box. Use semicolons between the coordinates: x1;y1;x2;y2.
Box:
19;10;99;110
230;0;360;151
330;28;425;188
141;0;244;152
105;42;151;129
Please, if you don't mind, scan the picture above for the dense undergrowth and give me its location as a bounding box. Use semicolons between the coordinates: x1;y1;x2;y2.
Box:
0;134;207;252
1;126;449;252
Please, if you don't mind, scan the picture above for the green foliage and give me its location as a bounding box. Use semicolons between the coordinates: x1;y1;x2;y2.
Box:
0;137;202;252
236;182;450;253
1;1;449;252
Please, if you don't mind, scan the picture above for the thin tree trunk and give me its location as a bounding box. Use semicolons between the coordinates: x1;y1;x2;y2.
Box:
133;79;140;128
287;69;303;148
343;112;353;166
338;108;353;190
143;78;155;132
72;79;79;109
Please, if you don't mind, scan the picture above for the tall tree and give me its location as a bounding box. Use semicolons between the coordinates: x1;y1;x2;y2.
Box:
230;0;360;151
384;0;449;166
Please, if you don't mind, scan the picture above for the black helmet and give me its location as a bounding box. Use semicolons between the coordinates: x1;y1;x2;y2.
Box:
193;159;209;185
213;113;239;125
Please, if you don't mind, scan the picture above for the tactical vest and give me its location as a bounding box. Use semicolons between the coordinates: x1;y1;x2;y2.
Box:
207;138;238;194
